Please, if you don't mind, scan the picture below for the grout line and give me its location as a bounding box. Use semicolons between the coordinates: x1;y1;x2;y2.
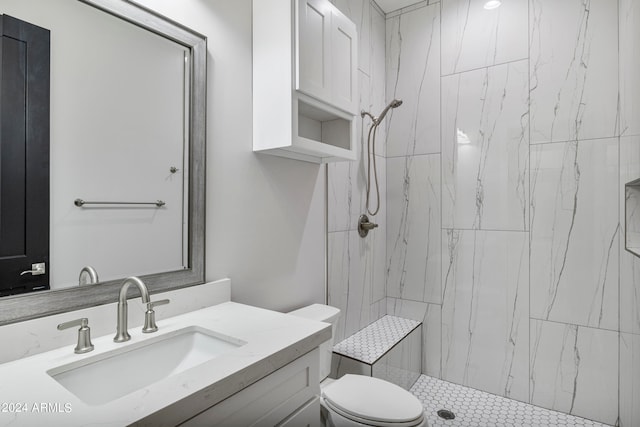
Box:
528;316;621;334
438;0;443;382
441;57;530;78
384;0;430;19
528;0;532;407
531;135;622;146
617;0;622;423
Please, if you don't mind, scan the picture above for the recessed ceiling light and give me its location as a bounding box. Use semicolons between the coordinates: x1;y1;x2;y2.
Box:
484;0;502;10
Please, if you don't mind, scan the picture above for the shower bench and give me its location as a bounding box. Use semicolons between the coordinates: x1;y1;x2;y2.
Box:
331;315;422;391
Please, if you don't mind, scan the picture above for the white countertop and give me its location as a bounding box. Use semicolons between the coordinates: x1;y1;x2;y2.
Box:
0;302;331;426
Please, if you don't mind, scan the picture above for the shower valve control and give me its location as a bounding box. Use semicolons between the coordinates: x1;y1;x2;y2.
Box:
358;214;378;238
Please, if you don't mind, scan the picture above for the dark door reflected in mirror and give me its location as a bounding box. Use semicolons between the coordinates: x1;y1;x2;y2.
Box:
0;0;193;293
0;15;50;296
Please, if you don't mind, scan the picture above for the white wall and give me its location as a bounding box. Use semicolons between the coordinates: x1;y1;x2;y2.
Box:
132;0;326;311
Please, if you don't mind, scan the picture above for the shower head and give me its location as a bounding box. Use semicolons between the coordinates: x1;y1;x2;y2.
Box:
375;99;403;124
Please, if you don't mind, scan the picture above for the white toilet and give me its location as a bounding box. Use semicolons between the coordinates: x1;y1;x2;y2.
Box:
289;304;428;427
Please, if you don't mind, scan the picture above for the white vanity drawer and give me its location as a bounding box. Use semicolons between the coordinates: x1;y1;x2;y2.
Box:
180;348;320;426
277;396;320;427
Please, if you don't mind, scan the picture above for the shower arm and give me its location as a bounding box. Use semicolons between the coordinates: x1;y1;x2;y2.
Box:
361;110;376;123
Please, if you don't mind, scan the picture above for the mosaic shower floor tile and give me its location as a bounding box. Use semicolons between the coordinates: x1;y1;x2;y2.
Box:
410;375;612;427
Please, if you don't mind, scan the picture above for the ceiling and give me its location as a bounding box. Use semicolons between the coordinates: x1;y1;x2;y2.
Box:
374;0;424;14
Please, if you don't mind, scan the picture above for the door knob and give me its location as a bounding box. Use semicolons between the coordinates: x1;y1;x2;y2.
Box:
20;262;46;276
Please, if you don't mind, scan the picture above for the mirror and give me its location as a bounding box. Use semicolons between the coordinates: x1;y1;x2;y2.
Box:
0;0;206;325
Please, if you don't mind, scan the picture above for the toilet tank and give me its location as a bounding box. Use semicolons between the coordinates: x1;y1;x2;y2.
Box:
288;304;340;380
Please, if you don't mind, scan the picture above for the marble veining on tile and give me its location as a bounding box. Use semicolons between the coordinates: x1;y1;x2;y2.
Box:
442;60;529;231
441;0;528;76
530;0;618;143
333;315;421;364
385;3;440;157
369;5;387;158
387;155;441;304
328;229;386;343
529;320;618;425
441;230;529;402
329;71;381;233
530;138;619;330
620;0;640;137
411;375;612;427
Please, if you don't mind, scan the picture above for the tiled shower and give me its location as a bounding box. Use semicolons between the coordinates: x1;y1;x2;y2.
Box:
327;0;640;425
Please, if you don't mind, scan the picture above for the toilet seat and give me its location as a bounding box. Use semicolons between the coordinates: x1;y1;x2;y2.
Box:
322;375;425;427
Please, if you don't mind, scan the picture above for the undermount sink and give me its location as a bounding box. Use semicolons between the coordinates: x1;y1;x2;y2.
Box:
47;326;246;405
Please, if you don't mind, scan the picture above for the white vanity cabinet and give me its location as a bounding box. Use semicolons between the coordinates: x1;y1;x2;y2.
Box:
253;0;358;164
180;348;321;426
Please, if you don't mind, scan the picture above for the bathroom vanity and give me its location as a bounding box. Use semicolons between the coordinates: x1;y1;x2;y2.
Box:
0;302;330;426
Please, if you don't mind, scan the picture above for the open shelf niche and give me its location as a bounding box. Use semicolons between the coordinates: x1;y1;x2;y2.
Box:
625;178;640;258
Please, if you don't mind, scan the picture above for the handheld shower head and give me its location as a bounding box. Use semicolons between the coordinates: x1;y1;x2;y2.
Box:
361;98;403;220
374;99;403;124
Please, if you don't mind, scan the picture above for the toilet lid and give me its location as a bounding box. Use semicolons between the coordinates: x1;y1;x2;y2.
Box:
322;375;424;426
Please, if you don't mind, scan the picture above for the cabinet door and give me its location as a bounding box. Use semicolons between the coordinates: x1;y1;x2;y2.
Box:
277;397;320;427
180;349;320;427
330;10;357;114
297;0;331;102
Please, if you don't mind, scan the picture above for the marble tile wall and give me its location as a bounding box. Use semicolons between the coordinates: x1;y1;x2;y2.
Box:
381;0;635;425
386;155;441;304
441;230;530;403
620;1;640;423
385;3;440;157
529;0;618;144
620;333;640;427
530;320;619;425
529;138;619;330
441;60;529;231
327;0;388;343
326;0;639;424
441;0;528;75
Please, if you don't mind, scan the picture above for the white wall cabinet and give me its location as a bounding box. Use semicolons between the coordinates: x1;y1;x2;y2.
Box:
297;0;357;114
180;348;320;426
253;0;358;163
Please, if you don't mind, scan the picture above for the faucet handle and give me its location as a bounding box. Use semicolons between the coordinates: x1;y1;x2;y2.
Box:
143;299;170;333
149;299;170;309
57;318;94;354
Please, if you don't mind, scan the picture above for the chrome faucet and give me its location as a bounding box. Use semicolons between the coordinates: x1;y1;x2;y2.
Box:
58;318;94;354
78;265;99;286
114;276;150;343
